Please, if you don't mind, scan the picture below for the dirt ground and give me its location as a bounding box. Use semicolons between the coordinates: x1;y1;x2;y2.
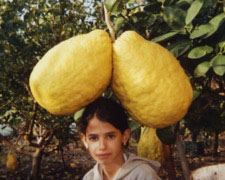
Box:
0;136;225;180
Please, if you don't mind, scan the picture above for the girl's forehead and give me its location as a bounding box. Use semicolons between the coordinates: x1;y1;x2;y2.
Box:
86;116;119;134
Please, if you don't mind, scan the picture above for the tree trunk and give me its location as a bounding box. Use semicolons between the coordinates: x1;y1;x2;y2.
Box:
163;144;177;180
192;131;198;143
214;130;219;157
176;131;190;180
191;131;199;155
59;146;66;168
28;149;43;180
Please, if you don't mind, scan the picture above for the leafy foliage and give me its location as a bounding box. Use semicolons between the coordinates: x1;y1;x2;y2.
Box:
0;3;106;176
0;1;105;178
104;0;225;141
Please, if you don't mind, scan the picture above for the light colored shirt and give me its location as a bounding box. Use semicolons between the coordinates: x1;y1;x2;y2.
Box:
83;153;162;180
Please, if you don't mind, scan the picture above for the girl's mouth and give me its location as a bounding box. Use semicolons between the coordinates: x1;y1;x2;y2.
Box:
96;153;111;159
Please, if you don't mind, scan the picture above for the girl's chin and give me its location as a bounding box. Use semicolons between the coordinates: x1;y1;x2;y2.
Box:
95;157;112;165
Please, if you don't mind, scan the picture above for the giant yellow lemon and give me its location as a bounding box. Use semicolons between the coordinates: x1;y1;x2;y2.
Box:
112;31;193;128
137;127;165;164
30;30;112;115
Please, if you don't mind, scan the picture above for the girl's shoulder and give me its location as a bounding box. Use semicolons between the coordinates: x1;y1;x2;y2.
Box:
82;163;102;180
126;163;162;180
82;168;95;180
124;152;161;171
114;153;162;180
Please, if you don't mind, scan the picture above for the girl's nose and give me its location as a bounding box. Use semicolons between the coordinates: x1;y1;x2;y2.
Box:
99;138;107;150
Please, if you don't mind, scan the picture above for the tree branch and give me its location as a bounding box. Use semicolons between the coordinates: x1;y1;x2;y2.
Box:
24;83;38;141
27;103;37;135
0;99;13;110
176;129;190;180
0;134;33;157
40;129;54;150
103;4;115;42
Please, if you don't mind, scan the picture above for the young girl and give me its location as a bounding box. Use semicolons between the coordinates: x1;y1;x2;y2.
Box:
78;97;162;180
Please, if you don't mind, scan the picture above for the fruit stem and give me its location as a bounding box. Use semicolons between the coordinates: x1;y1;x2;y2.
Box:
103;4;115;42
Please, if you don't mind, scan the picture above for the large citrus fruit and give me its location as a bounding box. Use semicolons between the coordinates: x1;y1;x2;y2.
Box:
112;31;193;128
6;153;18;170
137;127;165;164
30;30;112;115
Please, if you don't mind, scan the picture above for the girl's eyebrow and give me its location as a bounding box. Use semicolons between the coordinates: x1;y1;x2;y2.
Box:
105;131;116;135
87;134;98;136
87;131;116;136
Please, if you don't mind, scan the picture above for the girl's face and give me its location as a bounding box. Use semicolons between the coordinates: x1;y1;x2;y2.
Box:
81;115;130;166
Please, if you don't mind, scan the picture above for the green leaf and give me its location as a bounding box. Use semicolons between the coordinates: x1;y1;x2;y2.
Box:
74;108;85;122
131;15;138;23
130;120;142;132
193;90;201;101
190;23;214;39
209;54;220;66
205;13;225;38
104;0;117;12
126;0;136;4
218;41;225;52
113;17;125;32
190;13;225;39
185;0;204;25
151;31;179;43
167;39;191;58
130;120;142;143
194;61;211;77
202;0;217;9
188;45;213;59
104;0;123;15
176;0;193;7
210;55;225;76
163;6;186;30
111;1;123;15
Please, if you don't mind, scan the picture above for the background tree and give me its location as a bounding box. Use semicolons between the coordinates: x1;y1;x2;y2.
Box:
0;0;105;179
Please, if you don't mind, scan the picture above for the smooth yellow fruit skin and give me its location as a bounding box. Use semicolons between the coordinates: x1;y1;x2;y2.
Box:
137;127;165;165
30;30;112;115
112;31;193;128
6;153;18;170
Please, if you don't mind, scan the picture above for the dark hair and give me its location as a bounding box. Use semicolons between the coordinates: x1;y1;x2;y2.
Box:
78;96;129;134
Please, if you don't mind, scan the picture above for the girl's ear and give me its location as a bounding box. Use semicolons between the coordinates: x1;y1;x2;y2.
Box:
80;133;88;149
122;129;130;146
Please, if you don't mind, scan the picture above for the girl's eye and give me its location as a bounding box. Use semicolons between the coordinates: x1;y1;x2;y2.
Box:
89;136;98;141
107;134;115;139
